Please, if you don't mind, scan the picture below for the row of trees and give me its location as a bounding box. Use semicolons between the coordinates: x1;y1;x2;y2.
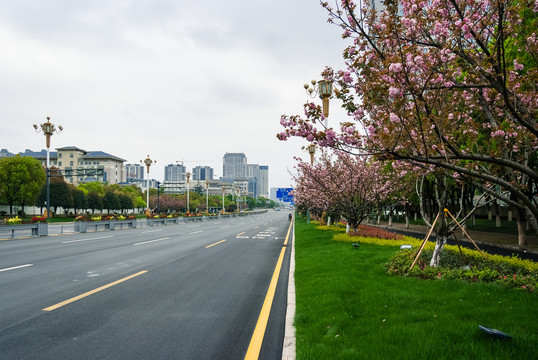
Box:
280;0;537;266
0;155;277;216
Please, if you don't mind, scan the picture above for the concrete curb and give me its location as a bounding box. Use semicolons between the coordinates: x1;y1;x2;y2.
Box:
281;222;296;360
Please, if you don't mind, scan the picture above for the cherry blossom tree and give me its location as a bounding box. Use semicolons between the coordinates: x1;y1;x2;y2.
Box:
279;0;537;251
293;151;398;231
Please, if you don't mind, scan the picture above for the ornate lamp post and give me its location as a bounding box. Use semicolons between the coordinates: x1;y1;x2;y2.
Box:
306;143;316;224
140;155;155;213
33;117;63;219
222;185;226;214
235;187;240;213
205;179;210;214
304;79;333;127
186;171;191;214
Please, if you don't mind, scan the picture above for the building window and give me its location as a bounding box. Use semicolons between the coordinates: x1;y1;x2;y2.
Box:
59;161;62;166
70;161;74;166
70;153;74;158
59;153;62;158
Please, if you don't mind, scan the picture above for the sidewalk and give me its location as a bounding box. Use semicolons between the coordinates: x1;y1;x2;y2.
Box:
368;219;538;254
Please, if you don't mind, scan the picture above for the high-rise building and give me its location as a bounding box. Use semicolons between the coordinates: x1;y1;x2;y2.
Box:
259;165;269;198
223;153;247;178
125;163;144;181
164;163;186;181
193;166;214;181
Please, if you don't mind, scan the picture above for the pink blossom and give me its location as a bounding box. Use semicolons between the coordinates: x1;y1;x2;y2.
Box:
388;87;400;97
388;63;403;73
491;130;505;138
513;59;524;71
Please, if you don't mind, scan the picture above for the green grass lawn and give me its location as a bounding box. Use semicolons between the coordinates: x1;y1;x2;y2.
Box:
294;217;538;359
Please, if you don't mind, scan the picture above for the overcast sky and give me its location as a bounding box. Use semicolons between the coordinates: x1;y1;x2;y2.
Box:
0;0;349;189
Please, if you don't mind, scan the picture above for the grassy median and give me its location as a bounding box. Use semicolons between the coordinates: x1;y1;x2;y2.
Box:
293;217;538;359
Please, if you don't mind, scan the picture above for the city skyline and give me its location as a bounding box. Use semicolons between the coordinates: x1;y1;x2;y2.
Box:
2;147;269;198
0;0;349;190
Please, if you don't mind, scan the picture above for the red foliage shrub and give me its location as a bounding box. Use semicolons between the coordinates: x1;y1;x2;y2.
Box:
348;225;403;240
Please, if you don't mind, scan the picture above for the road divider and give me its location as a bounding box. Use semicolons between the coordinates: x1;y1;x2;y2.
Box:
62;235;114;244
0;264;34;272
133;237;170;246
205;239;227;248
43;270;148;311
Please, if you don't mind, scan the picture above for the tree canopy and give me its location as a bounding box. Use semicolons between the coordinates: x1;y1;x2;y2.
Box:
0;155;46;215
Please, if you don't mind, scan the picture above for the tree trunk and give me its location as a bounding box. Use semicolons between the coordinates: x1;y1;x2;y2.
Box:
493;201;501;228
388;207;393;227
508;209;513;222
377;213;381;225
517;219;527;246
405;213;410;229
430;235;448;267
346;223;350;233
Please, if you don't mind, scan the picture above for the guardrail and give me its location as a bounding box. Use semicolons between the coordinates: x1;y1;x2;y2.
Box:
74;219;137;233
0;223;48;238
0;210;269;237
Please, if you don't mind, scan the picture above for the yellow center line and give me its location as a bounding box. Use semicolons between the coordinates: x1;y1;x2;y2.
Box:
244;219;293;360
43;270;148;311
254;226;260;229
283;215;293;246
205;239;227;248
237;232;246;236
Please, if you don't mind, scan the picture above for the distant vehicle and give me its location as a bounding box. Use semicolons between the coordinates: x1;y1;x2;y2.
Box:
274;208;280;211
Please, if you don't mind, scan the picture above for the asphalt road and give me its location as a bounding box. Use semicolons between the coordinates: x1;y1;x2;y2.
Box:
0;211;293;360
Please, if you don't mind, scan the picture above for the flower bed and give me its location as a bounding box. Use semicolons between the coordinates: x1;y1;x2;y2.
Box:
331;226;537;293
5;216;22;225
385;248;537;292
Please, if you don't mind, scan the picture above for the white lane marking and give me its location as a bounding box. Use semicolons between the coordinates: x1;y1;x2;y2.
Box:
142;229;162;234
133;237;170;246
189;230;203;235
0;264;34;272
220;226;230;228
62;236;114;244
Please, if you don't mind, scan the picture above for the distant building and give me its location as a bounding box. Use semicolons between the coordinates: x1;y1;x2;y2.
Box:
125;163;144;181
192;166;214;181
0;149;14;158
223;153;247;178
259;166;269;198
221;153;268;199
15;146;126;186
164;163;186;181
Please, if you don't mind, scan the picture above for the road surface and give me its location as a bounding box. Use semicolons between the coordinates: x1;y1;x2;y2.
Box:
0;211;293;360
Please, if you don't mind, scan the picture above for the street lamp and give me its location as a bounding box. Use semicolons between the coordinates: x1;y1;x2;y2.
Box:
307;143;317;165
304;79;333;127
33;116;63;219
222;185;226;214
140;155;155;214
186;171;191;214
205;179;210;214
306;143;316;224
